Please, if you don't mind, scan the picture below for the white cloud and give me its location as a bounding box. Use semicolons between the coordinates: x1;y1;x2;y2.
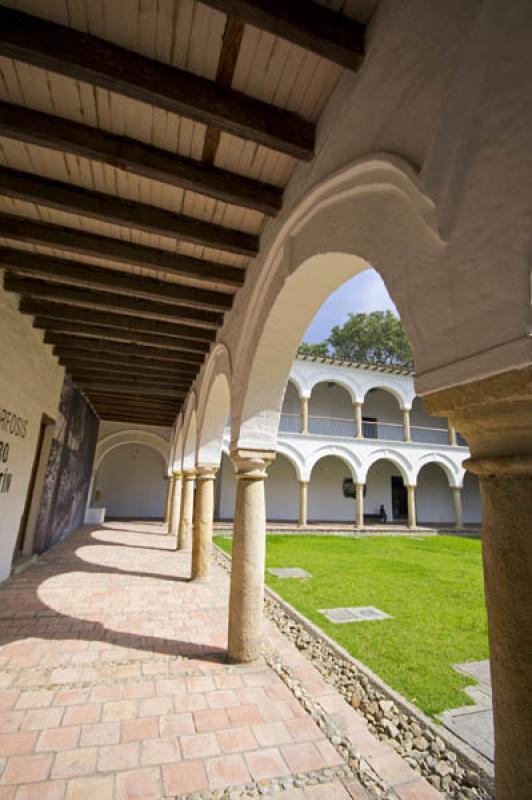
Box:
303;269;398;343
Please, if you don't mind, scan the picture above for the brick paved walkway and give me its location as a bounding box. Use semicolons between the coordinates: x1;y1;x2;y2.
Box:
0;522;442;799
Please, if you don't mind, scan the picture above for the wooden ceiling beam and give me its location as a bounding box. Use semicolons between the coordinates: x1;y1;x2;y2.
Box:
89;395;180;411
81;382;184;398
47;333;204;364
5;276;222;328
200;0;365;70
0;6;315;160
1;249;233;312
0;167;257;258
57;353;196;377
20;299;216;343
0;214;245;291
34;319;209;355
65;364;189;382
0;101;282;216
69;371;182;389
93;411;177;428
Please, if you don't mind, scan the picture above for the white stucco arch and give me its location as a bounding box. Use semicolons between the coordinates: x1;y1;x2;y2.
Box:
229;155;441;453
361;449;414;486
362;383;410;411
94;429;169;473
413;452;464;488
172;420;184;473
308;377;360;405
285;375;305;400
307;445;362;483
196;344;232;466
274;441;305;481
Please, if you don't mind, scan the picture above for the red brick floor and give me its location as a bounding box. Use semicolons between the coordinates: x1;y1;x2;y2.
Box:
0;522;442;799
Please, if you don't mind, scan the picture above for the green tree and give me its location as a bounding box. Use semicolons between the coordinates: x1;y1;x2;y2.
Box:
298;341;329;357
327;311;414;367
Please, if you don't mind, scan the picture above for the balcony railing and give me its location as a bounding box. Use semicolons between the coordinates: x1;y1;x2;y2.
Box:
279;413;465;446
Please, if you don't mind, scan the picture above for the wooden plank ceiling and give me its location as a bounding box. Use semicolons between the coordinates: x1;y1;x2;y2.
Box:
0;0;366;428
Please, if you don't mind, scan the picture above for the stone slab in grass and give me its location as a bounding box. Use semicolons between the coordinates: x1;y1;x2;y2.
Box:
267;567;312;579
319;606;392;623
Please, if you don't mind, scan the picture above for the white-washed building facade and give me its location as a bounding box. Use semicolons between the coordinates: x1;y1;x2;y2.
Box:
216;355;481;527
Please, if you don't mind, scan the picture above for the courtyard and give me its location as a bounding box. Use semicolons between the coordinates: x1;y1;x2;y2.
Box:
215;534;489;719
0;522;451;800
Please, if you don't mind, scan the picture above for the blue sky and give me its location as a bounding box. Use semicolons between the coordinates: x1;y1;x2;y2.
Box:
303;268;398;343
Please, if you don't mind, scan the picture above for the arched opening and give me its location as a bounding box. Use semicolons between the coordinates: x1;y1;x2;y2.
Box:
463;471;482;525
410;397;449;446
362;388;404;441
416;462;454;525
279;380;301;433
308;455;356;523
365;458;408;522
95;443;166;519
215;451;236;521
308;382;355;437
265;453;299;522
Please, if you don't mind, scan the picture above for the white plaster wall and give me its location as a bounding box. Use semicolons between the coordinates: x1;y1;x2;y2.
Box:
95;443;166;519
308;456;356;522
363;389;404;424
463;471;482;524
416;463;455;524
0;285;64;581
265;454;299;521
308;383;353;418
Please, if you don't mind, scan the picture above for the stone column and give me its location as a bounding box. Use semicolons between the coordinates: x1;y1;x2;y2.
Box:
403;408;412;442
423;367;532;800
406;485;416;529
354;401;363;438
164;476;173;523
227;449;275;663
298;480;308;526
177;469;195;551
169;471;182;538
191;465;217;581
452;486;463;529
355;483;365;528
448;422;457;447
300;396;309;434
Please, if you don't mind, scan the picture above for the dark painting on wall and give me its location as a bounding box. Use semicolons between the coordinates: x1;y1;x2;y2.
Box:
34;378;99;553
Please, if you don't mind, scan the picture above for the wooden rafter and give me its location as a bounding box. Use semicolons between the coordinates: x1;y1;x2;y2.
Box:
0;249;233;312
33;320;209;355
0;214;245;291
0;5;315;160
46;334;204;364
0;168;258;258
0;102;282;216
4;276;223;328
199;0;365;70
19;300;216;343
57;352;198;375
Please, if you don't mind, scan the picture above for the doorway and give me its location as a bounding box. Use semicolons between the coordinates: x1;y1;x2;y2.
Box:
391;476;408;520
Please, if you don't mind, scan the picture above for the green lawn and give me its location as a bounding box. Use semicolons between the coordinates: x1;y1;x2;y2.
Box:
215;534;489;718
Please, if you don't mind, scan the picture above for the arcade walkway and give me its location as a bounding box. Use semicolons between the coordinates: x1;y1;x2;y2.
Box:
0;523;442;799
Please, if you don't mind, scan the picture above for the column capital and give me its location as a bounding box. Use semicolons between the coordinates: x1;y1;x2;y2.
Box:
195;464;218;481
230;448;276;480
182;468;196;480
422;365;532;460
298;479;309;486
172;470;182;479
